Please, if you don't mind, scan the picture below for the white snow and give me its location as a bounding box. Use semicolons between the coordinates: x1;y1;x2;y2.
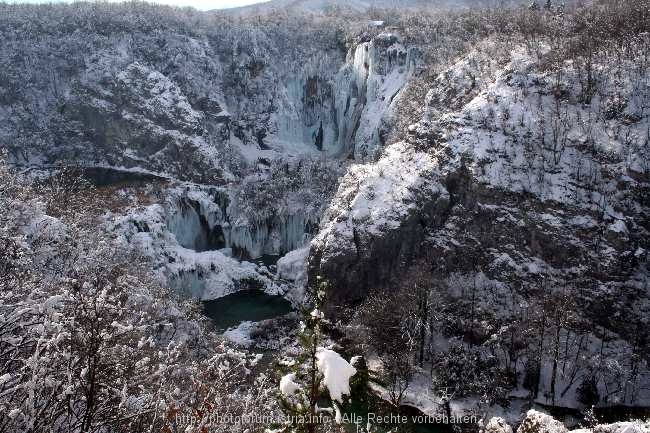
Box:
316;348;356;403
223;321;255;347
484;417;513;433
277;246;309;285
237;32;415;161
280;373;301;397
433;45;650;214
519;409;568;433
111;190;284;301
590;422;650;433
608;219;628;234
312;141;447;266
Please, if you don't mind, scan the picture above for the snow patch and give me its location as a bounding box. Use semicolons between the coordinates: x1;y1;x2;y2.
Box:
280;373;301;397
223;321;255;348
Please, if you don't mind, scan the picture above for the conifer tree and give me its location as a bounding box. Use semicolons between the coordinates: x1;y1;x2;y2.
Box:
278;278;328;433
277;278;356;433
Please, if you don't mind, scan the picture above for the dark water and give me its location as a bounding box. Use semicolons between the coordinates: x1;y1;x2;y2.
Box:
80;167;167;186
343;399;448;433
202;290;293;331
254;254;281;268
593;406;650;423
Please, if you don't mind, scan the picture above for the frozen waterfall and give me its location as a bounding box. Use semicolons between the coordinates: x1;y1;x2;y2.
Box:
165;191;318;260
248;33;418;160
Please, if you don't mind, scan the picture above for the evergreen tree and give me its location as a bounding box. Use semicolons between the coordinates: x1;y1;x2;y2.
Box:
277;278;356;433
278;278;327;433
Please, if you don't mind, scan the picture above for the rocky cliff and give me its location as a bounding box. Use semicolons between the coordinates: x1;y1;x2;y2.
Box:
310;35;650;406
0;3;423;302
2;0;648;413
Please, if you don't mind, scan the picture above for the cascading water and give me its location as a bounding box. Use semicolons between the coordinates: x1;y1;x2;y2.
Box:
121;33;419;306
165;199;226;252
336;34;418;160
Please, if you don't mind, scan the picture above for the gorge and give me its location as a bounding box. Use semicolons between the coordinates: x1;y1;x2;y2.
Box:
0;1;649;432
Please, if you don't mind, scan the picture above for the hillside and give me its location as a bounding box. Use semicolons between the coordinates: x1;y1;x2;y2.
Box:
228;0;434;13
0;1;649;432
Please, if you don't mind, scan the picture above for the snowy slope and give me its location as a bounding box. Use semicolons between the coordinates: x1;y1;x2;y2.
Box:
1;5;417;175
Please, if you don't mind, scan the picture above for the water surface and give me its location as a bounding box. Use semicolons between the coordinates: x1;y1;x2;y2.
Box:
202;289;293;331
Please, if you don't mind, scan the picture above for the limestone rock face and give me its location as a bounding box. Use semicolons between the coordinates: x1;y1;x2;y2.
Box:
60;62;227;183
309;141;449;309
309;41;650;405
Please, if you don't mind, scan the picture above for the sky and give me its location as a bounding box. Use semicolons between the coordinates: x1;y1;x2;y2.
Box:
3;0;271;10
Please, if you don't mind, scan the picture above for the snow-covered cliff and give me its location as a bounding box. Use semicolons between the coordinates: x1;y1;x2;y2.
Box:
3;0;649;416
310;37;650;407
0;4;415;174
0;3;422;304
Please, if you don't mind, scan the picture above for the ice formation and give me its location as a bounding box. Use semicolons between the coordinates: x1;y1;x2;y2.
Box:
164;188;317;260
238;32;417;160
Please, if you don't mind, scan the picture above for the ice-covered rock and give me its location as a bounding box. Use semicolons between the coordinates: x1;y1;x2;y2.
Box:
331;35;417;159
4;8;418;186
112;194;282;301
223;321;255;348
239;32;416;160
164;187;318;260
62;62;230;183
277;246;309;303
277;247;309;285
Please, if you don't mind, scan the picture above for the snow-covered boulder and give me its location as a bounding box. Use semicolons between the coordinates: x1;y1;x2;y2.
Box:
517;410;568;433
223;321;255;348
484;417;514;433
